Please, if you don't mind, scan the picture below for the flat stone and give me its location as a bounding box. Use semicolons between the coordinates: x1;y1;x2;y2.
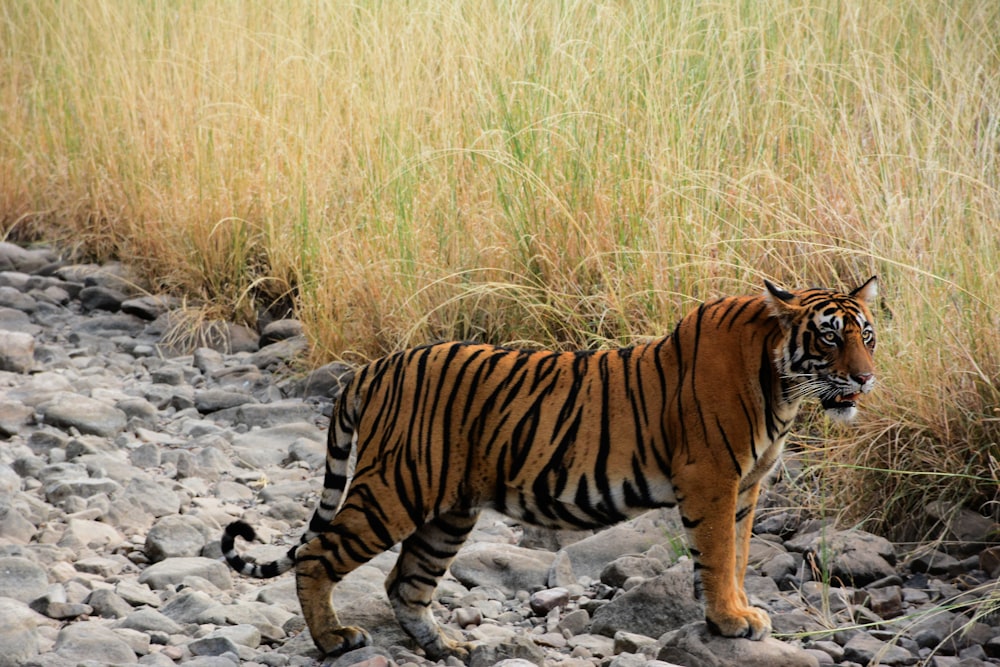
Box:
657;622;819;667
0;556;49;603
248;336;309;369
843;632;918;666
138;556;233;590
450;543;556;597
0;242;55;273
195;388;257;413
53;620;138;664
118;607;184;634
0;285;37;311
39;393;128;437
0;306;40;335
121;295;180;320
79;285;127;311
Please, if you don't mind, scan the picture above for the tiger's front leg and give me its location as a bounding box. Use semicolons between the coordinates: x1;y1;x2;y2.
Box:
676;473;771;640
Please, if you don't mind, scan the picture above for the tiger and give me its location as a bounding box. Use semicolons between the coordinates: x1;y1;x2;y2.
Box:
222;276;878;661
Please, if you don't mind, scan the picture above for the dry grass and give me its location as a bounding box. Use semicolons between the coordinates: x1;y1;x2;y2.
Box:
1;0;998;539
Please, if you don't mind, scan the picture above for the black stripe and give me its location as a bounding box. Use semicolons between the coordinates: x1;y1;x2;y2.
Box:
715;415;742;477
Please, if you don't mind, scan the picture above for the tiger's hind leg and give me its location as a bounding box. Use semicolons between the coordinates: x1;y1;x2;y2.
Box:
386;508;480;661
295;500;418;657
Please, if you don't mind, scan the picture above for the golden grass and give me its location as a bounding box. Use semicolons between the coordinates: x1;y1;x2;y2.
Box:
2;0;998;538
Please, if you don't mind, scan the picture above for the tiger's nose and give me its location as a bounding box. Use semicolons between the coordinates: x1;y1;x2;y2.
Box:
853;373;875;388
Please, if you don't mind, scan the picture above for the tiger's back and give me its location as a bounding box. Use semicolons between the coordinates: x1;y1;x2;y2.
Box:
223;277;878;661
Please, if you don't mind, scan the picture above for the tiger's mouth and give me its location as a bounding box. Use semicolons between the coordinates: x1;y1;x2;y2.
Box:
821;392;862;410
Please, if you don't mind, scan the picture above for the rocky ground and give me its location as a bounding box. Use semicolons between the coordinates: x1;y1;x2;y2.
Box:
0;241;997;667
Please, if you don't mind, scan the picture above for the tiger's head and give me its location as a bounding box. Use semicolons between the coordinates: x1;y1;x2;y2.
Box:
764;276;878;423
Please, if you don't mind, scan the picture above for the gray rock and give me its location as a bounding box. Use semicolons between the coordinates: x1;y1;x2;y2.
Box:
216;400;317;428
563;520;666;580
600;554;667;588
0;597;49;666
195;388;257;413
450;543;556;597
160;589;228;625
144;514;212;562
230;422;324;468
39;393;128;437
30;593;93;620
208;624;262;649
248;336;309;370
926;500;1000;555
612;630;659;655
787;529;896;587
150;365;186;385
116;396;159;423
223;601;291;641
45;476;122;503
120;477;182;518
558;608;590;636
0;306;40;335
589;564;702;639
657;622;819;667
0;330;35;372
469;634;546;667
118;606;185;634
193;347;226;374
0;270;30;290
114;580;162;608
121;295;180;320
0;401;33;436
138;556;233;590
298;361;354;399
0;502;36;543
259;319;304;345
53;620;138;664
547;549;578;588
0;556;50;602
842;632;917;666
79;284;127;311
0;242;55;273
74;313;147;337
908;548;964;577
0;285;37;311
85;588;134;619
286;437;326;469
57;517;125;549
188;636;243;658
529;587;570;615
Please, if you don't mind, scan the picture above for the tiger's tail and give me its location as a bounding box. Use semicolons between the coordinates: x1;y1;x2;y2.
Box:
222;380;359;579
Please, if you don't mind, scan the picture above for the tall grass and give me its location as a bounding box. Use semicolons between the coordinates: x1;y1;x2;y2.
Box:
2;0;997;539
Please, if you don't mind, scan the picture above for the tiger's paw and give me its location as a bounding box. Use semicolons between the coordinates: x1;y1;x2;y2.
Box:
706;606;771;641
314;625;372;657
422;629;474;663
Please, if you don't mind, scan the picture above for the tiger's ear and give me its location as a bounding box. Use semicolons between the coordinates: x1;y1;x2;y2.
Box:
850;276;878;305
764;279;800;320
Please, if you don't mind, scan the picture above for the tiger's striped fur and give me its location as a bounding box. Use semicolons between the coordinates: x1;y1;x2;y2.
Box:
222;277;878;660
